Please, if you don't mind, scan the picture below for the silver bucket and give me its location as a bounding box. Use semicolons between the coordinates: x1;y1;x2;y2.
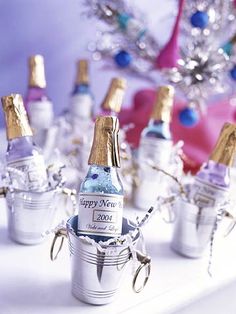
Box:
171;198;218;258
51;215;151;305
6;188;59;245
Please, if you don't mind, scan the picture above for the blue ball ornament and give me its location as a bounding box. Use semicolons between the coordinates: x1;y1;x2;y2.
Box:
230;66;236;80
114;50;132;68
179;107;199;127
190;11;209;29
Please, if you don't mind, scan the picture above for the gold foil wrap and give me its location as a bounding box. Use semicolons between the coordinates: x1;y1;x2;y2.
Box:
76;59;89;85
88;116;120;167
28;55;46;88
1;94;33;140
150;85;175;123
209;122;236;167
101;78;126;113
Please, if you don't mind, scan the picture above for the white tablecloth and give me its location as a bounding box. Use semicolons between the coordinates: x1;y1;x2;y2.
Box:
1;197;236;314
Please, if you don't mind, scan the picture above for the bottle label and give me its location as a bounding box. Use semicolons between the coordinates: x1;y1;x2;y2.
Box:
189;178;229;208
28;100;54;129
70;94;93;119
7;155;48;190
139;137;173;167
78;192;123;237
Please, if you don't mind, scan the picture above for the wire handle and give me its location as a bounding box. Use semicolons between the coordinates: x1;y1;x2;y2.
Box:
132;250;151;293
50;228;67;261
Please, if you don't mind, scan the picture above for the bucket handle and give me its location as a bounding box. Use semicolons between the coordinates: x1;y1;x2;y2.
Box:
50;228;67;261
0;187;7;198
132;250;151;293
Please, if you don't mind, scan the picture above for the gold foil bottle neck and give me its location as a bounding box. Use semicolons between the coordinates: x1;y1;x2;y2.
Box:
1;94;33;140
209;122;236;167
150;85;175;123
88;116;120;167
101;78;126;113
28;55;46;88
76;59;89;85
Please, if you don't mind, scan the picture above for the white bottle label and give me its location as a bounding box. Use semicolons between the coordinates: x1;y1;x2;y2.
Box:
139;137;173;167
7;155;48;190
28;100;54;130
70;94;93;119
78;193;123;237
189;178;229;207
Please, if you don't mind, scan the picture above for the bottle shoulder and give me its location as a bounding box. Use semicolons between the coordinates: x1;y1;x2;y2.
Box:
6;137;43;162
196;161;230;188
80;166;123;195
142;120;172;140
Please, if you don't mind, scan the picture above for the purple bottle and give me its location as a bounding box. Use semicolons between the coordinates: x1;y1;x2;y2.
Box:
25;55;54;148
1;94;48;191
189;123;236;207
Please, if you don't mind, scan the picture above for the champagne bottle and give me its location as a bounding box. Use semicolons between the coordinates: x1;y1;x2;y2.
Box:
99;78;126;116
78;116;124;242
188;123;236;208
70;59;93;120
2;94;48;191
134;85;175;210
25;55;54;147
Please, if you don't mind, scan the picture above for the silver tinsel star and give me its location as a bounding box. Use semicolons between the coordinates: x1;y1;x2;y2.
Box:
168;45;230;112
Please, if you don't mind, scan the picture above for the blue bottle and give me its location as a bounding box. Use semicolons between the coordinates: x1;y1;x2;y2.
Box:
2;94;48;191
134;86;175;210
70;59;94;121
78;116;124;242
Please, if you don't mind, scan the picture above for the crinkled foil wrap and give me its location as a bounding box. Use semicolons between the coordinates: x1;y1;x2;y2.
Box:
88;116;120;167
210;122;236;167
150;85;174;123
101;78;126;113
2;94;33;139
29;55;46;88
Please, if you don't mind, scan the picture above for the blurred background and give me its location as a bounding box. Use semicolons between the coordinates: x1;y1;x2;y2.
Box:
0;0;175;126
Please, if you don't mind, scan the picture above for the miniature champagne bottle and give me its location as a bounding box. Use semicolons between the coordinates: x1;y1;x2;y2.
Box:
134;85;175;210
25;55;54;148
188;123;236;208
78;116;124;242
2;94;48;191
69;59;93;122
98;78;126;117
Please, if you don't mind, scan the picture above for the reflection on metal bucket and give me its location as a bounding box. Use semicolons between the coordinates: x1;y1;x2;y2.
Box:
171;198;218;258
51;215;151;305
6;188;58;245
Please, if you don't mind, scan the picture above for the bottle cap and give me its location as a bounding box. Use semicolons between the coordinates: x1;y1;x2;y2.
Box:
101;78;126;113
209;122;236;167
76;59;89;85
1;94;33;140
88;116;120;167
28;55;46;88
150;85;174;123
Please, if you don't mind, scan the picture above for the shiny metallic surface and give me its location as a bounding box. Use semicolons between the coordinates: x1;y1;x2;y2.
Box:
28;54;46;88
171;198;217;258
76;59;89;85
150;85;175;123
1;94;33;140
6;188;58;245
66;216;141;305
209;122;236;167
88;116;121;167
101;77;126;113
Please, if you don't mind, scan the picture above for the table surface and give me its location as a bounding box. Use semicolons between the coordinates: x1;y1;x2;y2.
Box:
1;196;236;314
